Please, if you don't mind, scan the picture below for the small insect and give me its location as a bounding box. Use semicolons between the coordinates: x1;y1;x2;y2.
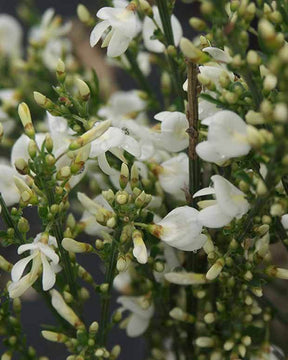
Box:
121;127;130;135
77;165;85;175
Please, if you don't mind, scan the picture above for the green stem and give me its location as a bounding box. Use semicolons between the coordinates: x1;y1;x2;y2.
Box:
241;70;263;110
46;189;78;299
98;229;120;346
155;0;174;46
52;219;78;299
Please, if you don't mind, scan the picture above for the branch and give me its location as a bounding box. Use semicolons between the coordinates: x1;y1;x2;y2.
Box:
186;61;200;205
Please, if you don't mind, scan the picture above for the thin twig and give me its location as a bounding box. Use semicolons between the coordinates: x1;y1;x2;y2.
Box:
186;61;200;205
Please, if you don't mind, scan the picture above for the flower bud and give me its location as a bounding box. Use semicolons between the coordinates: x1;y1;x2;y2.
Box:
56;59;66;82
273;103;288;123
265;266;288;280
77;4;93;24
1;352;12;360
180;38;210;63
238;344;246;357
169;307;195;323
0;255;13;272
62;238;93;253
245;110;264;125
14;158;29;175
102;189;115;204
130;163;139;189
76;79;90;101
41;330;68;343
33;92;54;109
14;176;35;203
189;17;206;31
203;237;214;254
78;266;94;283
18;103;35;138
246;50;261;68
115;191;128;205
204;312;215;324
223;340;234;351
270;203;284;217
17;217;30;233
154;261;165;273
132;229;147;264
263;74;277;92
135;190;147;208
116;255;128;272
247;125;264;148
28;140;37;158
139;0;152;16
256;179;267;196
195;337;215;348
56;166;71;180
119;163;129;189
69;120;111;150
50;289;84;329
206;258;225;280
45;133;54;153
89;321;99;335
164;272;207;285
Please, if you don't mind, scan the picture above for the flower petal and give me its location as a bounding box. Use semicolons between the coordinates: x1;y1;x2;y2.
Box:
11;253;36;282
90;20;110;47
127;314;149;337
17;243;37;254
98;153;118;175
107;29;130;57
193;187;215;198
198;204;232;228
41;253;56;291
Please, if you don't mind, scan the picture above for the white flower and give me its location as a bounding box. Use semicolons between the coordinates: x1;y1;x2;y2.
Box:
0;164;20;206
194;175;250;228
89;126;140;175
29;8;71;43
158;153;189;201
154;111;189;152
151;206;207;251
42;38;74;71
90;2;140;57
196;110;251;164
142;6;182;53
113;270;132;294
98;90;146;126
0;14;22;57
117;296;154;337
8;233;60;298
